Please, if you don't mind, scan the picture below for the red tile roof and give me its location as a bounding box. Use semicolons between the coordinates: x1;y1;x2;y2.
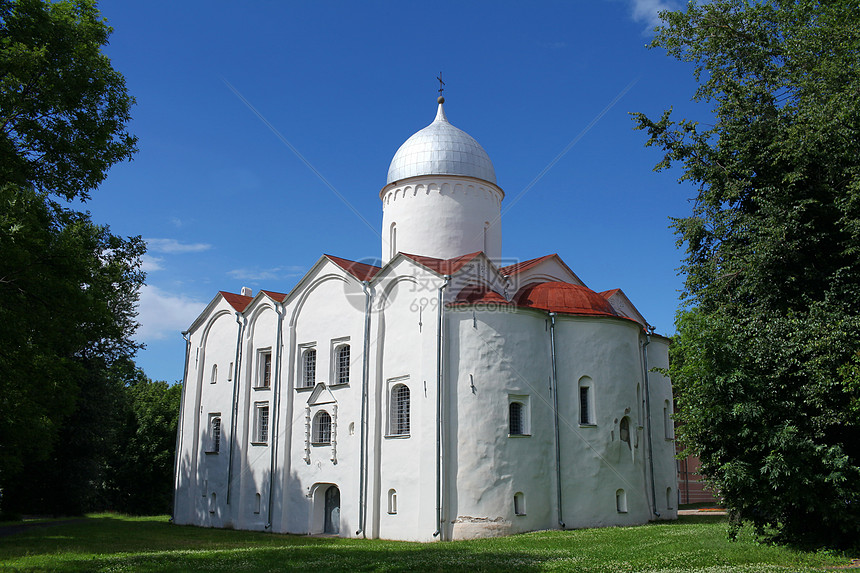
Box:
499;254;556;276
598;288;621;299
451;284;510;305
220;291;253;312
401;251;483;275
514;282;619;317
261;290;288;302
325;254;381;281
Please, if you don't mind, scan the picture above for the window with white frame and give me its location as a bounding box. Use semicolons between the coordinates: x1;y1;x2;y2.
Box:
334;344;350;385
578;377;595;425
207;414;221;453
301;347;316;388
389;384;410;436
253;402;269;444
256;350;272;389
312;410;332;444
508;395;530;436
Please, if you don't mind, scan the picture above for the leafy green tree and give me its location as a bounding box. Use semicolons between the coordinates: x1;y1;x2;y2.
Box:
633;0;860;548
0;0;141;513
107;369;182;515
1;0;137;202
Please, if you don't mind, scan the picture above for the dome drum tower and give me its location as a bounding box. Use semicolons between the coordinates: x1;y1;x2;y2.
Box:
381;98;504;263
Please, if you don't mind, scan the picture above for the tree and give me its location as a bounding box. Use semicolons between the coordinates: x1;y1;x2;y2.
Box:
107;369;182;515
633;0;860;548
0;0;141;513
1;0;137;202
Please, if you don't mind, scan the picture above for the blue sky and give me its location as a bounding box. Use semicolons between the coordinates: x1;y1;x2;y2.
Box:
90;0;706;383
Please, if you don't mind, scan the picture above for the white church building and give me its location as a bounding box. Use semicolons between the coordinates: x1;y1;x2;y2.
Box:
172;96;678;541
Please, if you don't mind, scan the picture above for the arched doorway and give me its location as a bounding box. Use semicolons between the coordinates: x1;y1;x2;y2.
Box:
324;485;340;534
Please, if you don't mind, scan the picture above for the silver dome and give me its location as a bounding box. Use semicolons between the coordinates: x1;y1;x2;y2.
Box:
387;102;496;185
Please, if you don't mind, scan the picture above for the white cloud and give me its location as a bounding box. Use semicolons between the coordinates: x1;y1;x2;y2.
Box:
136;284;207;341
141;255;164;272
228;266;305;282
628;0;679;30
146;238;212;254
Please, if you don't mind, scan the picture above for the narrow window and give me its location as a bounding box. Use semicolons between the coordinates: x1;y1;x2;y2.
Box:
254;492;262;514
616;489;627;513
302;348;316;388
210;364;217;384
509;402;524;435
390;384;410;435
578;377;595;425
390;223;397;260
253;403;269;443
336;345;350;385
388;489;397;514
483;221;490;254
227;362;233;381
579;386;591;424
513;492;525;516
208;415;222;453
257;351;272;388
209;492;217;514
666;487;674;510
619;416;631;449
313;410;332;444
664;400;673;439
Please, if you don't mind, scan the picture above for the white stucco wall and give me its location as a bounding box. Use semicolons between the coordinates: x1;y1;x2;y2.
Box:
380;175;503;263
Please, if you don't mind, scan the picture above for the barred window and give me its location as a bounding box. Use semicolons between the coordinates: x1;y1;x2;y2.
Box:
253;403;269;443
336;345;350;385
302;348;316;388
209;415;221;453
509;402;524;435
390;384;410;436
257;351;272;389
313;410;331;444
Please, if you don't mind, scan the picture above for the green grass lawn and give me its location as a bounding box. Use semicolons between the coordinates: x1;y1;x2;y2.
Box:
0;513;854;572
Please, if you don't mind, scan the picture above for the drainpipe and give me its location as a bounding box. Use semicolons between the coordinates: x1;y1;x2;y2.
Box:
642;331;660;518
433;276;450;539
226;311;245;505
548;313;566;529
356;281;372;537
266;302;285;529
172;330;192;522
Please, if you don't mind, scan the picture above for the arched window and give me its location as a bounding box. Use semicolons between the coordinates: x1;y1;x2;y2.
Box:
390;222;397;260
616;489;627;513
666;487;674;510
210;364;217;384
390;384;410;435
312;410;332;444
302;348;316;388
209;492;217;514
513;492;525;516
509;402;524;435
254;492;261;514
619;416;631;449
335;344;350;385
388;489;397;514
